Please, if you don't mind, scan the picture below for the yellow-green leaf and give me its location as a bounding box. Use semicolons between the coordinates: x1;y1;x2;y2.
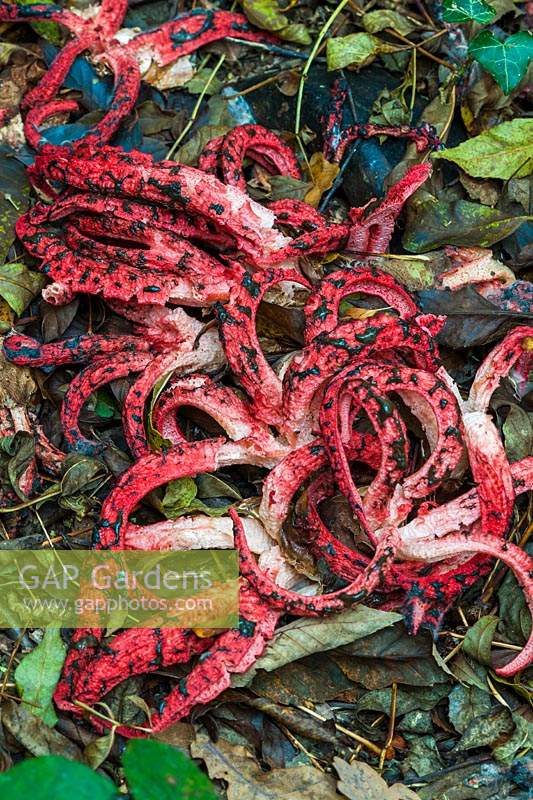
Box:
327;33;394;71
0;262;45;315
14;628;66;727
362;9;417;35
434;119;533;179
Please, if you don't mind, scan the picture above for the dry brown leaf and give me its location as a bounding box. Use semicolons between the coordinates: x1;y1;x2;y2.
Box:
304;153;339;208
191;731;338;799
142;55;195;90
1;699;84;761
335;757;420;800
152;721;194;752
0;339;36;405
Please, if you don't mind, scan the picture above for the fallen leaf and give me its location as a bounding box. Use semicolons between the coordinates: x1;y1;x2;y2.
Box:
0;147;30;264
0;344;35;405
403;194;530;253
462;615;500;666
455;706;514;750
83;730;115;770
1;699;83;760
142;55;194;91
448;684;492;733
502;404;533;462
362;10;417;35
242;0;311;44
327;33;395;71
417;285;533;348
492;713;533;765
0;261;45;315
334;757;420;800
434;119;533;180
304;152;339;207
232;606;402;687
14;629;66;727
192;732;338;799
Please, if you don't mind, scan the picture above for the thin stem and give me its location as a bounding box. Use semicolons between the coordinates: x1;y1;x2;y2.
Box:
378;682;397;771
295;0;353;135
297;704;382;755
166;54;226;160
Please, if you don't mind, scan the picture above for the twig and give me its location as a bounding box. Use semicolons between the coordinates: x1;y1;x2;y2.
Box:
296;704;382;755
378;682;397;771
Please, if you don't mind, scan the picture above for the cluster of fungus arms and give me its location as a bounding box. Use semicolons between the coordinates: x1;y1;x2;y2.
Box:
47;305;533;733
0;2;273;149
2;117;532;734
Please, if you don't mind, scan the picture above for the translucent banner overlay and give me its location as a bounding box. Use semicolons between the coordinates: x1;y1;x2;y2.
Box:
0;550;239;629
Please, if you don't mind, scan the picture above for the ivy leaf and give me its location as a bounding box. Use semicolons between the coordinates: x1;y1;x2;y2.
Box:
14;629;67;727
469;31;533;95
434;119;533;180
123;739;216;800
0;262;45;315
442;0;496;23
0;756;117;799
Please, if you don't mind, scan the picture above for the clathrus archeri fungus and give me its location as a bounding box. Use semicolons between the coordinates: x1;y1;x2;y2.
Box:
1;7;531;734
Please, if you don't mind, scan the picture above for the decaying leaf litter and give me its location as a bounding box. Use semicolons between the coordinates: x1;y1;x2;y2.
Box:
0;0;531;797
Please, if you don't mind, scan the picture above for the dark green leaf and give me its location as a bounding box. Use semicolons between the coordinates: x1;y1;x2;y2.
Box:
94;390;120;420
123;739;216;800
448;684;492;733
502;404;533;462
443;0;496;23
196;473;241;500
355;684;451;716
60;456;107;496
0;146;30;264
469;31;533;95
403;734;443;777
462;615;499;666
493;713;533;765
497;542;533;645
455;706;514;751
0;431;36;500
403;195;530;253
417;285;533;348
0;756;115;799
